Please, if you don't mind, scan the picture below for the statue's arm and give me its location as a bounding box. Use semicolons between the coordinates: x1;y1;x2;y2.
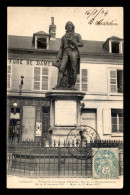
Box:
76;34;83;47
57;37;64;59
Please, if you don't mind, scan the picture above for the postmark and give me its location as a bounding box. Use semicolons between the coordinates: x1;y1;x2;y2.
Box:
66;125;100;160
93;148;119;179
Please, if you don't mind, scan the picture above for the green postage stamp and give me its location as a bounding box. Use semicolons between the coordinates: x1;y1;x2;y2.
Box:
92;148;119;179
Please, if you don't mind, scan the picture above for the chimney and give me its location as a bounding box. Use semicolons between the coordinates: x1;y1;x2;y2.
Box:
51;17;54;25
49;17;56;40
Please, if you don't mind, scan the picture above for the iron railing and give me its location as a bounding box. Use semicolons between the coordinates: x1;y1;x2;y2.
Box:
7;140;123;178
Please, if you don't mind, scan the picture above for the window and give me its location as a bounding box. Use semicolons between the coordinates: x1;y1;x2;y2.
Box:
75;69;88;92
109;41;123;54
110;69;123;93
37;37;47;49
7;65;11;88
34;67;48;91
11;108;20;113
9;118;21;141
117;70;123;93
42;107;50;114
10;107;20;119
112;42;119;53
111;109;123;133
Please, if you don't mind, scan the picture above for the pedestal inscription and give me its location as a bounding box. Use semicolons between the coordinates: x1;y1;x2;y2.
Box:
55;100;77;126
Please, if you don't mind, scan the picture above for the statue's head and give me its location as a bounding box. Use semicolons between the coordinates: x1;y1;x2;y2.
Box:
65;21;75;32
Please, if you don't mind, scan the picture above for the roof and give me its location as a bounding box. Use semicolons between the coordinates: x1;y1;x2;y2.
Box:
49;38;107;54
108;36;123;40
7;35;123;54
33;31;49;35
8;35;33;49
32;31;49;44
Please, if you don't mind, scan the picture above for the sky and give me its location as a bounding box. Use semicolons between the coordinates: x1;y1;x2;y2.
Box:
7;7;123;41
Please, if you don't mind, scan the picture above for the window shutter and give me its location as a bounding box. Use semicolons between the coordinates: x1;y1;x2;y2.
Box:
7;65;11;88
110;70;117;93
7;65;11;74
103;109;111;135
42;67;48;90
7;74;11;88
81;69;87;92
34;67;40;90
75;74;80;90
81;109;96;130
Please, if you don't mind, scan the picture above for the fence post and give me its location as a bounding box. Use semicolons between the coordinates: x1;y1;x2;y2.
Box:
58;143;61;177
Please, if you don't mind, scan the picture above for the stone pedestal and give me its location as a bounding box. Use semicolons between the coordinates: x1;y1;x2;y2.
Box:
46;90;85;145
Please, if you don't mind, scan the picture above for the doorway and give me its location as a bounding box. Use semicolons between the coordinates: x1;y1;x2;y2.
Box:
42;107;50;138
9;119;21;142
9;107;21;142
81;109;97;130
22;106;35;141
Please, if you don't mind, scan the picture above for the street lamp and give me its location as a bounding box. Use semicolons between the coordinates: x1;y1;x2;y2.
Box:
19;75;24;95
21;75;24;85
13;102;18;114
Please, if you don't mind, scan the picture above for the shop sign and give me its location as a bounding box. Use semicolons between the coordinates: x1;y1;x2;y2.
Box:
10;113;20;119
8;59;52;66
35;122;42;136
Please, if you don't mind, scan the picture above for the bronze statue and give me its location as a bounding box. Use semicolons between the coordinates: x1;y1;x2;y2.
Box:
53;21;83;89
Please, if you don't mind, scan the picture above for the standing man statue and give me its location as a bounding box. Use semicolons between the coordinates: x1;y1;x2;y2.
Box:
53;21;83;89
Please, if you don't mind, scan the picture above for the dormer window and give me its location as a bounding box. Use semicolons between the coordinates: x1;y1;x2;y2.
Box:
109;40;123;54
37;37;47;49
32;31;49;50
112;42;119;53
103;36;123;54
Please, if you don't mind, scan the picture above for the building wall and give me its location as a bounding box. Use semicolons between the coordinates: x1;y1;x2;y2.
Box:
7;55;123;141
7;97;51;142
7;97;123;142
7;60;123;96
82;100;123;141
80;62;123;96
7;61;58;92
80;63;123;141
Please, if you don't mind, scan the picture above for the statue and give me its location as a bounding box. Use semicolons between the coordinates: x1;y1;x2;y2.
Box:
53;21;83;89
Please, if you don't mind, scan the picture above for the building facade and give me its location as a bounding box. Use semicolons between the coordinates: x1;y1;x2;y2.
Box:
7;18;123;143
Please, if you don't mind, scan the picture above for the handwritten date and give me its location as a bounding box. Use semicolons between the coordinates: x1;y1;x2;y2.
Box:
85;8;118;26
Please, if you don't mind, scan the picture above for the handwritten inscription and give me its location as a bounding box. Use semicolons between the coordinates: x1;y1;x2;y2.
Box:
85;8;118;26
